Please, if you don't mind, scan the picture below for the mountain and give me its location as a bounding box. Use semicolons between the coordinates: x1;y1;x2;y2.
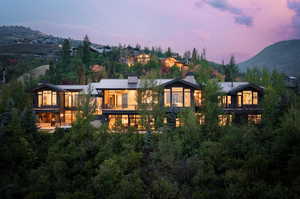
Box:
238;40;300;77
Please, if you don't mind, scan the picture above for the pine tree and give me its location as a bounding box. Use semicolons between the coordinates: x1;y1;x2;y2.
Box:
224;56;239;82
166;47;172;57
62;39;71;64
82;35;91;65
191;48;199;65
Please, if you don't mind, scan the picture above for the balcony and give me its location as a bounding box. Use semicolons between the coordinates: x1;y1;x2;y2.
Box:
103;104;138;110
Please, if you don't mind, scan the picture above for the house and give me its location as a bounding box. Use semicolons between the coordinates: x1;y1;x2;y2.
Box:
161;57;189;71
121;53;151;67
32;73;264;130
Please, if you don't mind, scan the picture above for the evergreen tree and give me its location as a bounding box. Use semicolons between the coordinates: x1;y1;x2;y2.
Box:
191;48;199;65
62;39;71;64
166;47;172;57
224;56;239;82
82;35;91;65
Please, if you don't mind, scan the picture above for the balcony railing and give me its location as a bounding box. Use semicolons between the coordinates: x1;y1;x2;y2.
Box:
103;104;138;110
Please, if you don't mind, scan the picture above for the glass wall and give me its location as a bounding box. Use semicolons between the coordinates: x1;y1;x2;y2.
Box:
104;90;137;110
65;92;79;108
64;110;77;125
218;96;232;107
37;91;57;107
164;87;192;107
238;91;259;107
172;87;183;107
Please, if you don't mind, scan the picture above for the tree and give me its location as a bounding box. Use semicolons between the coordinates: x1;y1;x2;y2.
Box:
62;39;71;64
82;35;91;65
224;56;239;82
166;47;172;57
191;48;199;65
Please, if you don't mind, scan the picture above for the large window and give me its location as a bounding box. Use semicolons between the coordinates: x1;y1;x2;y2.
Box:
218;114;232;126
64;111;77;124
184;89;191;107
37;90;57;106
248;114;262;124
108;115;129;130
194;90;202;106
164;89;171;107
164;87;192;107
218;96;231;107
238;91;259;107
172;87;183;107
104;90;137;110
65;92;79;108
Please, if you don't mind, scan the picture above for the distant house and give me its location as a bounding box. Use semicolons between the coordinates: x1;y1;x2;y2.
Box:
32;73;264;130
161;57;189;71
121;53;151;67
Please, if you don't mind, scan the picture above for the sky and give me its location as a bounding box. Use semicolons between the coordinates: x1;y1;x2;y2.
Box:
1;0;300;63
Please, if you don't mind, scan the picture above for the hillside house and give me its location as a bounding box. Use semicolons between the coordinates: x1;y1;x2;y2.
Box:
32;73;264;130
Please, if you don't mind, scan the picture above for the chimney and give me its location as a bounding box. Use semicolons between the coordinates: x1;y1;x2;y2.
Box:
128;74;138;84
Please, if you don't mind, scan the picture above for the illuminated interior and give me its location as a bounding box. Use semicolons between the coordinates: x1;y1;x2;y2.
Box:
90;97;102;114
65;92;79;108
195;113;205;125
108;114;150;130
176;118;184;127
136;53;151;65
194;90;202;106
218;114;232;126
248;114;262;124
218;96;231;107
36;112;60;128
104;90;137;110
172;87;183;107
64;110;77;124
164;89;171;107
164;87;191;107
238;91;259;107
38;90;57;106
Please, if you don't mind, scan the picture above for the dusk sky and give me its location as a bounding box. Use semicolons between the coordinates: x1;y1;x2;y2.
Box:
1;0;300;63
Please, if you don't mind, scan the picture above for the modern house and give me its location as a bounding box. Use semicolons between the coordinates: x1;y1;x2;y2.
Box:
32;73;264;130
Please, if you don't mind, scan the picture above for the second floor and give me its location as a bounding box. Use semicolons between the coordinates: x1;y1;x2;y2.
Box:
32;75;264;112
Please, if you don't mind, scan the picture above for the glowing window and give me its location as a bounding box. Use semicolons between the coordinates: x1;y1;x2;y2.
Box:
238;92;242;107
218;115;232;126
253;92;258;105
41;90;57;106
164;89;171;107
38;92;42;107
194;90;202;106
172;87;183;107
65;111;77;124
248;114;262;124
176;118;184;127
65;92;79;108
196;113;205;125
243;91;253;105
184;89;191;107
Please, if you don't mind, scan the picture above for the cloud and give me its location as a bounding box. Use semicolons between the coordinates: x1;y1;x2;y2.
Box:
287;0;300;37
195;0;253;26
234;15;253;26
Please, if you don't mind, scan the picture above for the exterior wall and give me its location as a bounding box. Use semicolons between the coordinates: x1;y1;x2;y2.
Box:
32;82;264;130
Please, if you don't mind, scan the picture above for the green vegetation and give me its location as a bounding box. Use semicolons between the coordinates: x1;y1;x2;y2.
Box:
1;68;300;198
239;40;300;77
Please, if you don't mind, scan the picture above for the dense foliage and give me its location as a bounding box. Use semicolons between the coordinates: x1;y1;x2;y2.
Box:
1;75;300;198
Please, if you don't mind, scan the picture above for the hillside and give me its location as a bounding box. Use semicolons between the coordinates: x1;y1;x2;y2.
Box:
239;40;300;77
